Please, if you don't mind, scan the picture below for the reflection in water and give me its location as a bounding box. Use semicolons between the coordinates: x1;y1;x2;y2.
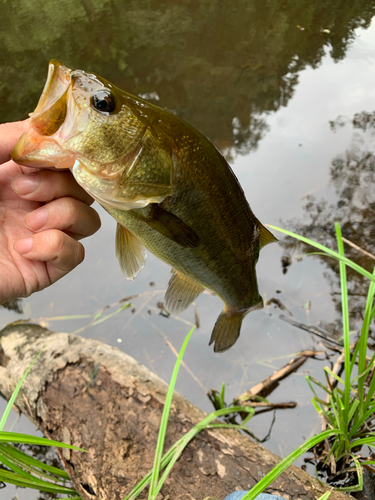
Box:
1;0;375;158
281;112;375;334
1;2;375;496
0;299;23;314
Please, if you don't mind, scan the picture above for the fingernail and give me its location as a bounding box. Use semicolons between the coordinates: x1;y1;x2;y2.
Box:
25;208;48;230
12;174;40;195
14;237;33;255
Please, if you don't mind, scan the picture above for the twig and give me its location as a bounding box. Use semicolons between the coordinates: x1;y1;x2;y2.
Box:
280;314;343;347
121;291;160;331
342;237;375;261
242;401;297;409
235;350;319;401
240;410;277;443
150;321;207;393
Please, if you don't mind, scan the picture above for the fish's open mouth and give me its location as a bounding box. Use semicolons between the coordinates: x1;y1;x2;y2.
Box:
29;60;72;136
12;60;76;169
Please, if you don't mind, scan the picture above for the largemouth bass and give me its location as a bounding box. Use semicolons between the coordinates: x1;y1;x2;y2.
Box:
12;60;276;352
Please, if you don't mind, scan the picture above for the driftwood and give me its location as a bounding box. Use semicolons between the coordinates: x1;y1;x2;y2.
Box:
235;350;321;402
0;323;352;500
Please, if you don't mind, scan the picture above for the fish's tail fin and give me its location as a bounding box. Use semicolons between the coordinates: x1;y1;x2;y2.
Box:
209;310;245;353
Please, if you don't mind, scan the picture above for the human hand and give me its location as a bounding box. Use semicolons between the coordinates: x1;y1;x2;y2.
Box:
0;120;101;304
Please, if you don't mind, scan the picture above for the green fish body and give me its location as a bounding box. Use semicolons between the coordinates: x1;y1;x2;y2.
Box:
12;60;276;352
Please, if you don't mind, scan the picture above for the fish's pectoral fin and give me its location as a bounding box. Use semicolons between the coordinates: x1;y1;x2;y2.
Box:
165;269;205;314
141;204;200;248
115;223;147;280
258;222;278;249
209;309;245;353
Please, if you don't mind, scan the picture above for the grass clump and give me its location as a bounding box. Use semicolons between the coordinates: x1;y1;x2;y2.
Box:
269;222;375;491
0;349;84;498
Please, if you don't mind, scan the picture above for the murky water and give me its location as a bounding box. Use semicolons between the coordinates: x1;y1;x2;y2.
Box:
1;1;375;497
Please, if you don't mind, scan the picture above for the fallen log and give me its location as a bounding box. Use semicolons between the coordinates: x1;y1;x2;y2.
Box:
0;323;351;500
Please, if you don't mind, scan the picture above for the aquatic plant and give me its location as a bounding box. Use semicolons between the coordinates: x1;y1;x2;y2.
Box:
270;223;375;491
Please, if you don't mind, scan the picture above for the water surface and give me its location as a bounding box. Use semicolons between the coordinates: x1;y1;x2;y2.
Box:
1;1;375;497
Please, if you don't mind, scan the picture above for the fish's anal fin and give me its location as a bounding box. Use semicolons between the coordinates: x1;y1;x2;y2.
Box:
258;222;278;249
141;204;200;248
209;310;245;353
165;269;205;314
115;223;147;280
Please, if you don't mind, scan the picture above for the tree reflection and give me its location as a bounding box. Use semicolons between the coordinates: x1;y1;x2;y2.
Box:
281;111;375;333
1;0;375;157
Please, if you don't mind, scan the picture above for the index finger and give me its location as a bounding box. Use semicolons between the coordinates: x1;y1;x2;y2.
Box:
0;120;30;165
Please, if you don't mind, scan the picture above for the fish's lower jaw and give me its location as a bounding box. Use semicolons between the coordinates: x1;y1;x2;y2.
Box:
11;131;75;169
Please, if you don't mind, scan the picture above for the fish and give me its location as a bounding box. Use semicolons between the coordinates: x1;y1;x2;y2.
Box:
12;60;277;352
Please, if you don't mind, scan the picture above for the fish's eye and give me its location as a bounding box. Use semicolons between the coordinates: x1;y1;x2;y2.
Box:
91;90;116;113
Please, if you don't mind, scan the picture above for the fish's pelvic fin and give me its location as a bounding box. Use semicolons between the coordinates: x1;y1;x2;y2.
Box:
115;223;147;280
258;222;278;249
142;204;200;248
209;310;244;353
165;269;205;314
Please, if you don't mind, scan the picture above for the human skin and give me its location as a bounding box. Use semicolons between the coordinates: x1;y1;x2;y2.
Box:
0;120;101;304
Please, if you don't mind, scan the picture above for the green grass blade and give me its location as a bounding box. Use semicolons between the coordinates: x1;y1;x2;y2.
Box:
220;382;225;408
352;363;374;385
0;349;44;431
240;430;342;500
316;493;331;500
0;447;44;481
73;302;131;334
0;444;68;485
0;469;76;494
334;223;351;430
0;448;74;493
349;402;375;438
306;375;332;397
0;443;70;479
124;406;254;500
148;327;195;500
347;400;360;425
0;431;85;451
350;435;375;447
152;406;253;499
357;266;375;405
267;225;375;284
323;367;346;388
350;340;361;374
331;454;363;492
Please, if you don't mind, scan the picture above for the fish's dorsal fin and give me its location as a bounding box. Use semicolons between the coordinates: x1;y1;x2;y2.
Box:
115;223;147;280
165;269;205;314
258;222;278;249
141;204;200;248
